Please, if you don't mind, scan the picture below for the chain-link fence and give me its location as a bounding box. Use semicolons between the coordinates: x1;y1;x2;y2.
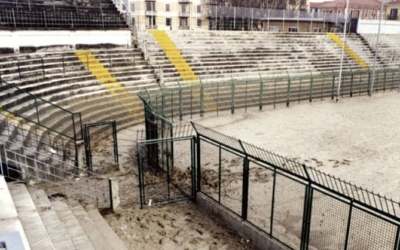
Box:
192;122;400;250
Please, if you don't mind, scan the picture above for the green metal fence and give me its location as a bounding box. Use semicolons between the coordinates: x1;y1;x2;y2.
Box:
0;77;83;140
138;66;400;123
192;122;400;250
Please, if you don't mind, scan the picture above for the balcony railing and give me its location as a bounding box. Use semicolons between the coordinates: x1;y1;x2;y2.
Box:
388;14;398;20
179;25;190;30
145;10;157;16
179;11;190;17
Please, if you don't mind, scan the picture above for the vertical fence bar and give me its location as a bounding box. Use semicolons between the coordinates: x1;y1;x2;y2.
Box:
196;136;201;192
286;72;291;107
270;168;277;236
218;145;222;204
331;70;336;99
231;77;235;114
259;74;264;110
350;69;354;97
344;200;354;250
200;81;204;117
109;178;114;210
178;82;183;121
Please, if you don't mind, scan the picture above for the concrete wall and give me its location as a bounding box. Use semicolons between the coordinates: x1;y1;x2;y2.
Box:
196;193;288;250
0;30;132;53
357;19;400;34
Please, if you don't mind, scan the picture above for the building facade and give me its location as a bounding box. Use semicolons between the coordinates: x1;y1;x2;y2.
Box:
311;0;384;20
124;0;208;30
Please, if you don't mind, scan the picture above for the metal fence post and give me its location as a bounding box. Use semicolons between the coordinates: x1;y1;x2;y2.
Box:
231;76;235;114
238;140;249;221
286;71;291;107
178;81;183;121
270;168;277;236
344;199;354;250
200;78;204;117
383;66;387;91
309;71;314;102
259;73;264;110
109;178;114;210
196;134;201;192
350;69;354;97
331;70;336;99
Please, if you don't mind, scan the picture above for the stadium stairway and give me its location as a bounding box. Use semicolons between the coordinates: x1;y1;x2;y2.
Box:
0;176;128;250
137;30;369;86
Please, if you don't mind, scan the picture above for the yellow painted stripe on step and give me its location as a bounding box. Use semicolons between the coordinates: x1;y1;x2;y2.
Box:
327;33;368;68
74;50;138;115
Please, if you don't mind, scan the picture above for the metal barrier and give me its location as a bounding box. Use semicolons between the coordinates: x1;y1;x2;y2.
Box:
0;139;111;208
138;66;400;123
192;122;400;250
0;78;83;141
0;9;127;29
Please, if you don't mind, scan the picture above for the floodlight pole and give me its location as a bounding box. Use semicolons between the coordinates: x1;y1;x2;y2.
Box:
337;0;350;101
370;0;385;95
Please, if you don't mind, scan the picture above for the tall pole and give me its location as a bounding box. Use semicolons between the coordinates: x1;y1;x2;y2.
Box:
370;0;385;95
337;0;350;101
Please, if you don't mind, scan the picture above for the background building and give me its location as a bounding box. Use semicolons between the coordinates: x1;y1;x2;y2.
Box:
311;0;384;20
124;0;208;30
386;0;400;20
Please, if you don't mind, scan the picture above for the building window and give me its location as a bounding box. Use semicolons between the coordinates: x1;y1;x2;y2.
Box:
146;2;155;11
197;5;201;13
148;17;156;26
288;27;299;32
197;19;202;26
313;28;322;32
338;10;341;15
130;3;134;12
180;17;188;27
166;18;171;26
365;10;368;18
301;0;306;5
290;0;295;5
166;4;170;12
269;26;279;32
181;4;188;13
122;4;126;11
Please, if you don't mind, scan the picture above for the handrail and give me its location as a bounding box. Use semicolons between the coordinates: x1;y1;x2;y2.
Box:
17;57;45;81
0;77;83;140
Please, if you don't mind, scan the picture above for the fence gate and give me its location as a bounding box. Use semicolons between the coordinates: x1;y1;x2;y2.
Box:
84;121;119;172
137;136;196;208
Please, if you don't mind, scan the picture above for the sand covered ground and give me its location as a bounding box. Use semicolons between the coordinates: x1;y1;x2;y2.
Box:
197;91;400;202
100;129;257;250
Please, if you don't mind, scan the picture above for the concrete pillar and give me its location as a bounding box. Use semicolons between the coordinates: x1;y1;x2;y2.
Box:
75;140;86;174
109;178;120;210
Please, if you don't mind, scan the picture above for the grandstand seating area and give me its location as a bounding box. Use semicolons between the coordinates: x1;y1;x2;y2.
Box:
0;0;127;29
0;48;158;134
138;31;387;86
361;34;400;66
0;175;128;250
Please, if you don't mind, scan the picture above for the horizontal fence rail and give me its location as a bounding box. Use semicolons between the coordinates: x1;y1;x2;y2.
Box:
191;122;400;250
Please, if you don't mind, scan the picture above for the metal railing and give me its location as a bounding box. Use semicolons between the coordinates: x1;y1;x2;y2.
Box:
192;122;400;250
0;110;76;167
138;66;400;124
0;9;127;29
0;0;112;13
0;78;83;141
0;139;111;208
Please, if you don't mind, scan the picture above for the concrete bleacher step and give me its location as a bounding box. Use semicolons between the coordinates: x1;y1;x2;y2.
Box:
51;198;96;250
8;182;54;250
69;201;114;250
28;188;75;250
0;177;31;250
85;206;129;250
